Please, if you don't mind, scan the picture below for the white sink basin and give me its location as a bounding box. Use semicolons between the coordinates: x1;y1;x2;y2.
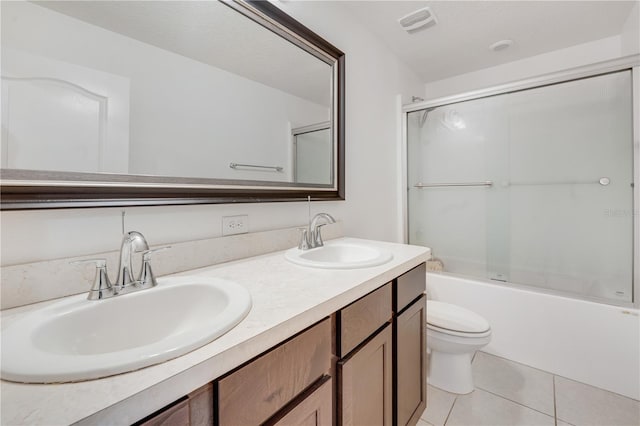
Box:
1;276;252;383
285;240;393;269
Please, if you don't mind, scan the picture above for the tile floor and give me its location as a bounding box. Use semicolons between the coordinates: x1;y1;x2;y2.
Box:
417;351;640;426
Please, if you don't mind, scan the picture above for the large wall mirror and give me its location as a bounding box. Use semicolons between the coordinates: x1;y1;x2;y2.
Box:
0;0;344;209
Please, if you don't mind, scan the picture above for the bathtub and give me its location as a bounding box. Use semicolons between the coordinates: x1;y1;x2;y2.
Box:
426;272;640;400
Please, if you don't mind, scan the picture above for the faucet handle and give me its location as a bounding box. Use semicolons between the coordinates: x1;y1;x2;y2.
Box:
141;245;171;261
70;258;107;268
70;258;114;300
297;227;310;250
139;246;171;288
312;223;328;247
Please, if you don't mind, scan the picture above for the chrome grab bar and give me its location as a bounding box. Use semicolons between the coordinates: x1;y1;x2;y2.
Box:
414;181;493;188
414;177;611;188
509;177;611;186
229;162;283;172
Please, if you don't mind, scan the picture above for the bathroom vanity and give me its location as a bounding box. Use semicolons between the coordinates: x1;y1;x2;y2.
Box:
140;262;426;426
0;238;429;425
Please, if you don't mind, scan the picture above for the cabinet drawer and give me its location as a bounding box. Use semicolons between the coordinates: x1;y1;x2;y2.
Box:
136;383;213;426
395;263;426;313
216;318;332;426
139;399;190;426
338;283;392;357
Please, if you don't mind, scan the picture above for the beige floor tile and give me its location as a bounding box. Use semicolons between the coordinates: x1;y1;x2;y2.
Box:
555;376;640;426
472;351;555;415
446;388;555;426
419;385;457;426
416;419;434;426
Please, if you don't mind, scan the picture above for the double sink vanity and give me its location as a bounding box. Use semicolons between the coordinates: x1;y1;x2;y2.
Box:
1;231;430;425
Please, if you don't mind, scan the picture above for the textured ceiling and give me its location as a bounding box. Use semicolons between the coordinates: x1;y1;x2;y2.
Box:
35;1;331;106
340;0;636;82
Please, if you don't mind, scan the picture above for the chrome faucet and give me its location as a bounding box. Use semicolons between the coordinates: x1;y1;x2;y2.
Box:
115;231;149;289
72;231;169;300
298;213;336;250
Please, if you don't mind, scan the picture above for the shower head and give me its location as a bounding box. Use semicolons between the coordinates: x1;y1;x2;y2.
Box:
419;107;437;128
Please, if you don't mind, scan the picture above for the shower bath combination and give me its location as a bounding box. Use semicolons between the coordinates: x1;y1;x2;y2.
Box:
405;69;635;306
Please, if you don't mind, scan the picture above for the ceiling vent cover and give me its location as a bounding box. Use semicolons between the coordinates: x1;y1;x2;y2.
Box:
398;7;438;33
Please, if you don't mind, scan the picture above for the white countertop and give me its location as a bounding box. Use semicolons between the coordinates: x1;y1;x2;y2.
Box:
0;238;429;425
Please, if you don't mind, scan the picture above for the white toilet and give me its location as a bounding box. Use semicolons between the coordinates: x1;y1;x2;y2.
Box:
426;300;492;394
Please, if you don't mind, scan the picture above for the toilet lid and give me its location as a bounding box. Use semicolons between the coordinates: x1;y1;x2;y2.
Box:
427;300;490;333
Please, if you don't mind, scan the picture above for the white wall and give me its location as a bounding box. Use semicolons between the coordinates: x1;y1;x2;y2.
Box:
0;2;423;266
621;2;640;56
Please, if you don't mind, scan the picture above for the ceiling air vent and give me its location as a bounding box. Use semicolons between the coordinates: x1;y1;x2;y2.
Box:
398;7;438;33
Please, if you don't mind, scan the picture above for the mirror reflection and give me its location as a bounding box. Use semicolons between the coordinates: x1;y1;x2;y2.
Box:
1;0;334;186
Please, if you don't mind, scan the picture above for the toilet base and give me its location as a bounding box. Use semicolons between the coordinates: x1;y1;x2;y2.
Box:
427;350;475;394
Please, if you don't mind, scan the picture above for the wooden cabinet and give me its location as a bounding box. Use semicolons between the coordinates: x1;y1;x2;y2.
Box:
216;318;332;426
394;263;427;426
336;282;393;426
137;383;213;426
338;324;393;426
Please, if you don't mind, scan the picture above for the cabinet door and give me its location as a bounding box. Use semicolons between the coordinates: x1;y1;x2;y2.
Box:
338;324;393;426
188;383;213;426
269;377;333;426
396;294;427;426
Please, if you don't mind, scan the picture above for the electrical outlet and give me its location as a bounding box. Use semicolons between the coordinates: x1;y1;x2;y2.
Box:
222;215;249;236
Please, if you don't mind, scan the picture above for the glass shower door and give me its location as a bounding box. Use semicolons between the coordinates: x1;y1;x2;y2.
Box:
407;94;509;279
407;70;634;304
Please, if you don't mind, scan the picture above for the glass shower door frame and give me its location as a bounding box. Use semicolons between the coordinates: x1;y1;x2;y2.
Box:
401;55;640;308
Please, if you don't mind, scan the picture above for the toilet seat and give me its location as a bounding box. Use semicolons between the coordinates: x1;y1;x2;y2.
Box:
427;322;492;338
427;300;490;335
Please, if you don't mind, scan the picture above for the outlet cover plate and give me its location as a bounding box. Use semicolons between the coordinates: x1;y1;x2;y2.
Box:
222;215;249;236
